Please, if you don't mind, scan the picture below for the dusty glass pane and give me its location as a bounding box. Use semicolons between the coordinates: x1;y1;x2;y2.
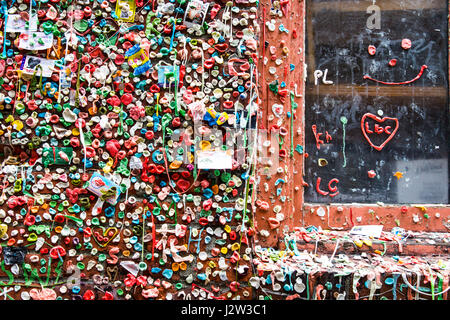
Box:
304;0;449;204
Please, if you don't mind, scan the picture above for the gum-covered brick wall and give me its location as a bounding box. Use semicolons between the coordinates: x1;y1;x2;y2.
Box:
0;0;304;299
0;0;268;300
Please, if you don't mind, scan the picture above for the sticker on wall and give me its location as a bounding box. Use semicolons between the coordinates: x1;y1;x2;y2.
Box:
87;172;122;205
115;0;137;22
183;0;209;27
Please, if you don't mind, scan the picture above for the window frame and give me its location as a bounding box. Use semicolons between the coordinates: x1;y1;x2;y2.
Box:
254;0;450;248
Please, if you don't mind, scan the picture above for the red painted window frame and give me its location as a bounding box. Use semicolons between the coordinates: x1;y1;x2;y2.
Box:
255;0;450;248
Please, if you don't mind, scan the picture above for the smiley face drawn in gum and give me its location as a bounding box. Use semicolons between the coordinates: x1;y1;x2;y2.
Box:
364;40;428;85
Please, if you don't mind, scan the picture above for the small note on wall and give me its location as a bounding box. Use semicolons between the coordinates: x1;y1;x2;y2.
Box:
197;150;232;169
20;56;56;77
6;14;38;32
350;225;383;238
19;32;54;50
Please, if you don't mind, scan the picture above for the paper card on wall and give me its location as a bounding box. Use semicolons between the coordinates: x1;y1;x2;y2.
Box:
19;32;54;50
183;0;209;28
87;172;121;205
6;14;38;32
20;56;56;77
115;0;136;22
349;225;383;238
197;150;232;169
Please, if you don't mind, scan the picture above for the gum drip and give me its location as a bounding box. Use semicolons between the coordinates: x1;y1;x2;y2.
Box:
363;65;428;85
340;116;347;167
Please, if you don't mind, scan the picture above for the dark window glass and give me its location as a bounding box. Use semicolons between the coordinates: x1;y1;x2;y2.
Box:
305;0;449;203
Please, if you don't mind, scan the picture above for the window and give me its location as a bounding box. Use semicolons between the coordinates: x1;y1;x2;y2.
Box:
304;0;449;204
